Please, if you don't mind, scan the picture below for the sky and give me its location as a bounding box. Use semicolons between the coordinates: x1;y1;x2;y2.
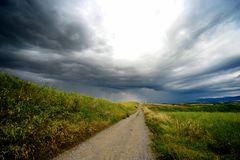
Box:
0;0;240;103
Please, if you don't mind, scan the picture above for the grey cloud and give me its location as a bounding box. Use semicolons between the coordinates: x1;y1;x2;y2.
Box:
202;56;240;74
0;0;91;52
150;0;240;93
167;0;240;56
1;0;240;103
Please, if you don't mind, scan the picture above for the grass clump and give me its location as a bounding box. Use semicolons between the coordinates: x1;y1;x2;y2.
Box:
0;73;137;159
144;104;240;160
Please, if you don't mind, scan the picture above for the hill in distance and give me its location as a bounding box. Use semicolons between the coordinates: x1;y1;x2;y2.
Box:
197;96;240;103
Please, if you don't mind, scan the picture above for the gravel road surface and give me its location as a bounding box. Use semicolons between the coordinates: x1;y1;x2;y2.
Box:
54;108;154;160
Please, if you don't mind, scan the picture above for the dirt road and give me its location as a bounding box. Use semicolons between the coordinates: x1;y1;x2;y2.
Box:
54;108;154;160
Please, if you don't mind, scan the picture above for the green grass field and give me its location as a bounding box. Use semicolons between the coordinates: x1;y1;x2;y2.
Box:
144;103;240;160
0;73;137;159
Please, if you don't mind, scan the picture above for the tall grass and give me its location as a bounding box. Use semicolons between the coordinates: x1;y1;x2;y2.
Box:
0;73;137;159
144;104;240;160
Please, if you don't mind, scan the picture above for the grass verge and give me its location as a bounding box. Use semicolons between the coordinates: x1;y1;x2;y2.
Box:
144;104;240;160
0;73;137;159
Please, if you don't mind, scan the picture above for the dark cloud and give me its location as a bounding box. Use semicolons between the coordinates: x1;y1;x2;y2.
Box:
0;0;91;51
204;56;240;74
0;0;240;103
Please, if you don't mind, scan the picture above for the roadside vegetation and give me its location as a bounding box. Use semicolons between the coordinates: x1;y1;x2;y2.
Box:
146;103;240;112
0;73;137;159
144;103;240;160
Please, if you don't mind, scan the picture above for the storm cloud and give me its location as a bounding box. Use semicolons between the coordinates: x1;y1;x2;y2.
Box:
1;0;240;103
